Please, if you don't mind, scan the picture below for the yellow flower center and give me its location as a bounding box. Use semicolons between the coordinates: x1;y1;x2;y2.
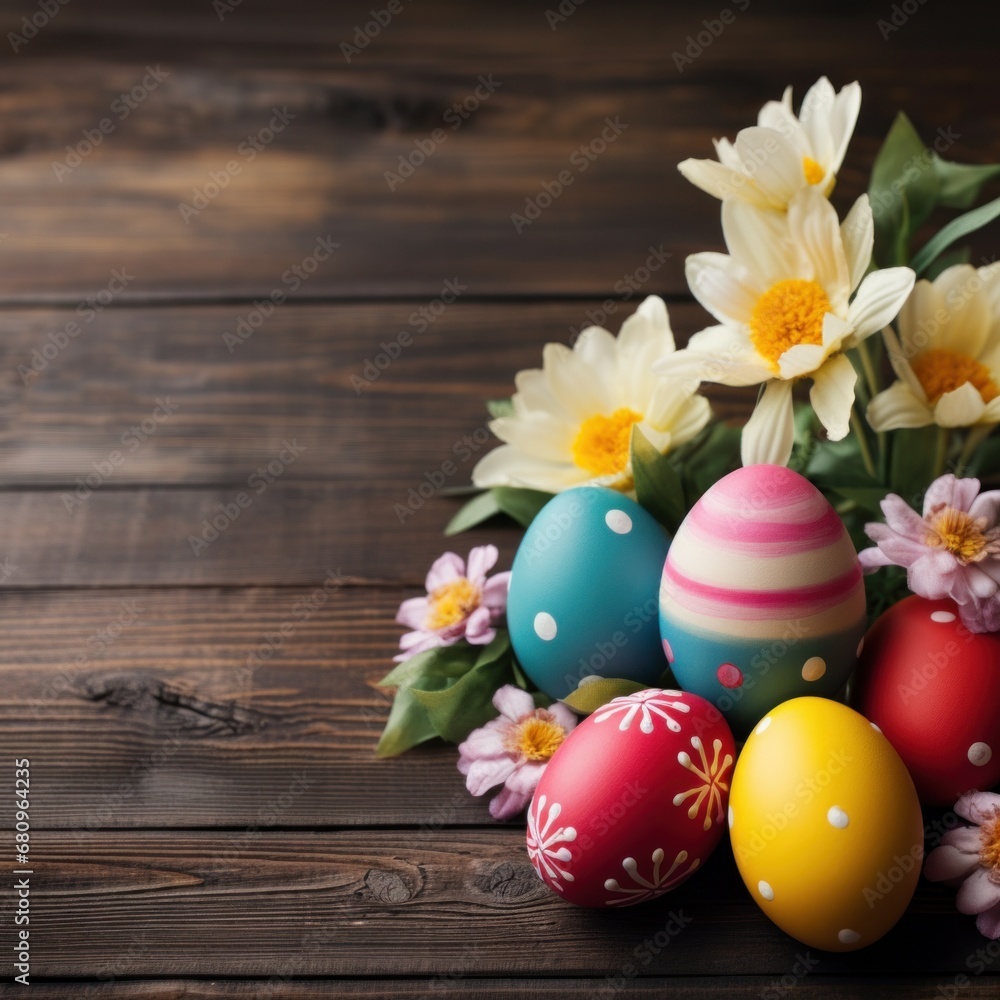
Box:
911;348;999;407
980;809;1000;873
505;713;567;762
426;577;481;630
802;156;825;186
571;407;643;477
749;279;831;369
925;506;1000;564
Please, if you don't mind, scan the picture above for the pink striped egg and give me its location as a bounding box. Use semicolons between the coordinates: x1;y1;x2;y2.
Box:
659;465;866;736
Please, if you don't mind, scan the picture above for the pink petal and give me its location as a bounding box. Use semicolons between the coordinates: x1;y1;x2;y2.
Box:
466;544;499;586
464;605;494;644
977;900;1000;939
393;629;446;661
942;826;987;854
493;684;536;722
547;702;578;733
880;493;930;539
458;722;509;763
859;546;895;571
956;790;1000;825
481;572;512;611
967;565;1000;599
867;531;932;569
925;844;982;883
907;552;960;600
925;474;980;515
489;784;531;821
505;760;547;796
464;755;517;796
970;489;1000;524
396;596;430;629
962;597;1000;633
425;552;465;592
956;867;1000;915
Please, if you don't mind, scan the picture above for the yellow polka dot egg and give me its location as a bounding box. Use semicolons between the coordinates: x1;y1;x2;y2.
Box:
729;697;923;952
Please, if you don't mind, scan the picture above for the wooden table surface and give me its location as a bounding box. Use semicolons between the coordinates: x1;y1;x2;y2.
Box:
2;0;999;996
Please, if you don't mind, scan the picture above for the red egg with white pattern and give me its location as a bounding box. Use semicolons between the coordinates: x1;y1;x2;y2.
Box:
853;595;1000;805
526;688;735;907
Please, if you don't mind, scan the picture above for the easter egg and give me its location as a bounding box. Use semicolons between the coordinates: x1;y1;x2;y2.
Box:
853;595;1000;805
508;487;671;699
659;464;866;736
729;697;923;951
527;688;735;907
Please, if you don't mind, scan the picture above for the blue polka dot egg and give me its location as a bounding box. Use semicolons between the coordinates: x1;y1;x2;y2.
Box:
507;487;671;699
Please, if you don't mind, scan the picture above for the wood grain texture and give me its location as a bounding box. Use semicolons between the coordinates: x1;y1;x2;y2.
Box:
0;1;995;299
9;829;994;979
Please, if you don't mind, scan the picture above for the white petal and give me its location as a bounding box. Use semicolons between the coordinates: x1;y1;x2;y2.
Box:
822;312;855;350
757;99;805;151
933;383;988;427
741;380;795;467
542;342;614;420
658;325;772;386
677;157;771;206
898;278;944;358
841;195;874;292
489;414;575;462
733;127;803;207
513;368;563;415
848;267;916;341
661;394;712;447
867;381;933;432
617;299;674;410
881;324;927;398
574;325;619;378
685;252;758;325
722;199;795;288
798;77;836;164
932;264;991;357
788;188;849;307
810;353;857;441
713;137;742;170
828;81;862;174
645;380;711;441
471;446;588;493
778;342;827;380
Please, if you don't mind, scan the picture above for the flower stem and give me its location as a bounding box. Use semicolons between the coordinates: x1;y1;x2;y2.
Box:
857;337;882;400
956;425;993;477
851;407;877;481
933;426;952;480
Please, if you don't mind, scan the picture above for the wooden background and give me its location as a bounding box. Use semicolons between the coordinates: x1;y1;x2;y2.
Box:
0;0;998;996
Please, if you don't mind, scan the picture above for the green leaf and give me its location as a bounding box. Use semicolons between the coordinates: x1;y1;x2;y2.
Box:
493;487;553;528
911;193;1000;276
411;654;515;743
889;425;941;503
631;425;686;534
868;113;940;267
444;490;501;535
561;677;649;715
375;684;444;757
379;644;479;689
923;245;972;282
675;422;742;505
486;398;514;419
933;158;1000;210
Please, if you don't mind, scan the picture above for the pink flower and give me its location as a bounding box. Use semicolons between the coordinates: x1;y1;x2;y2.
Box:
859;474;1000;632
395;545;511;662
924;791;1000;939
457;685;577;821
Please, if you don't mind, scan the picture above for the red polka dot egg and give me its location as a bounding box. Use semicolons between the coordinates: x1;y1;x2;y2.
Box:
526;689;735;907
853;595;1000;805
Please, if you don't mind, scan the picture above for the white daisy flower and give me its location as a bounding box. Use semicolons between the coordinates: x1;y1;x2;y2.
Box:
678;76;862;211
471;296;711;494
867;264;1000;431
655;188;915;467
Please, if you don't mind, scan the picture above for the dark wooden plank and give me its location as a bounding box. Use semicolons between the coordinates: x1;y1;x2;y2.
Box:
6;981;1000;999
5;829;995;978
0;301;744;486
0;587;489;828
0;1;995;298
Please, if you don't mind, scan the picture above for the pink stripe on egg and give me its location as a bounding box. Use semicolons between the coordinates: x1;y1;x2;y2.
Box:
686;500;845;550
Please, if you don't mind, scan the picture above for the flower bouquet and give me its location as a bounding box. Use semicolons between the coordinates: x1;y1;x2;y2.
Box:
377;78;1000;948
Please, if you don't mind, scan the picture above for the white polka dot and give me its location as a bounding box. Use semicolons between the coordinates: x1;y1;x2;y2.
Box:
969;742;993;767
838;929;860;945
801;656;827;682
755;716;772;735
728;806;734;829
534;612;557;641
827;806;849;829
758;880;774;901
605;509;633;534
856;637;865;657
870;722;882;733
931;610;956;623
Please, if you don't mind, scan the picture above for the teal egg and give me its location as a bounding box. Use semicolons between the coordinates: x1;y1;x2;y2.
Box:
507;487;671;699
